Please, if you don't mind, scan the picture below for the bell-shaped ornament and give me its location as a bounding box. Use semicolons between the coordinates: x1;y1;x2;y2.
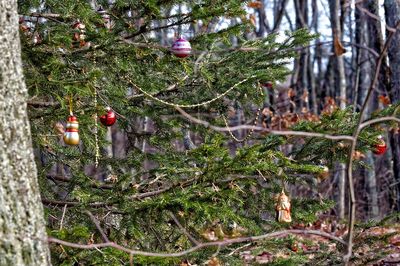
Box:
63;115;80;145
275;190;292;223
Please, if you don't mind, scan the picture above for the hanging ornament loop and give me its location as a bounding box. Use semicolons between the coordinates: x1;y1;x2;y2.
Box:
69;95;73;116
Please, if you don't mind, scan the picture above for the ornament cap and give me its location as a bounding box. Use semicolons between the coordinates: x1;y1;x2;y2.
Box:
67;115;78;122
97;6;106;14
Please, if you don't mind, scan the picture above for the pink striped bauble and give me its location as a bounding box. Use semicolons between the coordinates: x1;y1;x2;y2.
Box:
171;37;191;58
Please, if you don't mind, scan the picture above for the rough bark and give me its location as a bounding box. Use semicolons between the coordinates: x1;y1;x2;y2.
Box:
0;0;51;265
384;0;400;210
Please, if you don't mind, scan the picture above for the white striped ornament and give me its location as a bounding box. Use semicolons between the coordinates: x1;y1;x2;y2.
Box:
171;37;191;58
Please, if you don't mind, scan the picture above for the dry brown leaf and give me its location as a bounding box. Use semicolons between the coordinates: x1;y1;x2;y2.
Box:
287;88;296;98
201;229;218;241
255;251;274;264
247;1;263;8
249;14;256;27
389;234;400;246
379;95;391;105
333;33;346;56
207;257;222;266
352;150;365;160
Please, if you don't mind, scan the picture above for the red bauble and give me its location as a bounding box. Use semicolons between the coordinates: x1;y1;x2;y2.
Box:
100;107;116;126
171;37;191;58
261;81;273;89
373;135;387;155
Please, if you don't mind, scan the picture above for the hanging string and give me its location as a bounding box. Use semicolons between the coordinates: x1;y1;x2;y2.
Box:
69;95;73;116
94;87;100;168
222;84;264;143
124;75;256;108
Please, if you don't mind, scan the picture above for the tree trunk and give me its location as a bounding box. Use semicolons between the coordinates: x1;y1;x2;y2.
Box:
294;0;310;111
384;0;400;210
329;0;347;220
0;0;51;264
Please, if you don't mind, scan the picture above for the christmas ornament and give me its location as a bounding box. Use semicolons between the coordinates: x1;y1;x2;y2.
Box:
261;81;273;89
97;6;111;29
99;107;116;126
72;20;86;47
32;32;42;45
63;115;80;145
275;189;292;223
373;135;387;155
19;17;30;33
318;166;329;180
171;37;191;58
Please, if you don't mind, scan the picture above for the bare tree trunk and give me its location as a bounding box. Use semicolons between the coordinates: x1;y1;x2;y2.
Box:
257;0;269;37
384;0;400;211
330;0;347;220
294;0;310;111
363;0;389;218
0;0;51;264
271;0;289;32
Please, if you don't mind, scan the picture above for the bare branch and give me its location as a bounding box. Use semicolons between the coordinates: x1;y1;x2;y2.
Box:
47;229;346;258
168;212;200;246
359;116;400;129
175;106;354;141
85;211;110;243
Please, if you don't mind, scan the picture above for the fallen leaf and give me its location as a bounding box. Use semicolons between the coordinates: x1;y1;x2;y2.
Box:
255;251;273;264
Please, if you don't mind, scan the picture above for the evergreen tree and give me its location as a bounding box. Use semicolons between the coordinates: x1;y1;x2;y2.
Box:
18;0;399;264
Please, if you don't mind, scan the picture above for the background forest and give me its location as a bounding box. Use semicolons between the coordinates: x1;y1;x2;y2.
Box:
9;0;400;265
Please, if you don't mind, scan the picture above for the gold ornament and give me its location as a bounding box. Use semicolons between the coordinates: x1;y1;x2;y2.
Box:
63;96;79;145
318;166;329;180
275;189;292;223
63;115;80;145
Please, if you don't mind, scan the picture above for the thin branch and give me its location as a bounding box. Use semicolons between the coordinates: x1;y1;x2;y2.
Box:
42;198;110;207
46;175;114;189
47;229;346;258
168;212;200;246
85;211;110;243
359;116;400;130
59;204;67;230
27;101;60;107
175;106;354;141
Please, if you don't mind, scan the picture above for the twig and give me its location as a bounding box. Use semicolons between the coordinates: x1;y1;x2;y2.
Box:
359;116;400;130
46;175;114;189
47;229;346;258
59;204;67;230
228;243;251;256
85;211;110;243
27;101;60;107
168;212;200;246
42;198;109;207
